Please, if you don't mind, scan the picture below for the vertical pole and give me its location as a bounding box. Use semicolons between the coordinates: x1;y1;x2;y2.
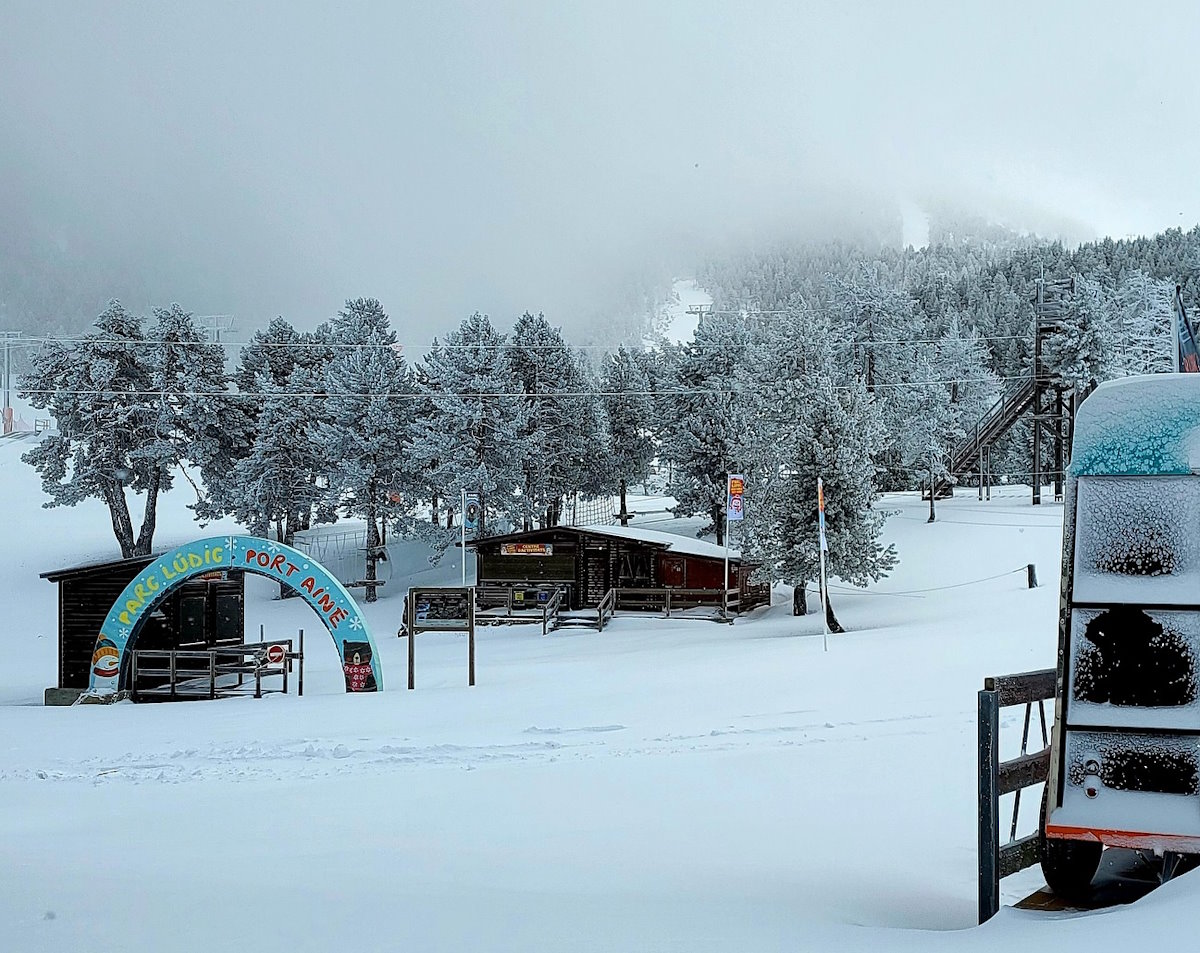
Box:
928;445;936;523
407;590;415;690
978;444;984;502
282;640;290;695
210;652;216;700
723;472;730;621
298;629;304;697
169;651;177;699
1032;279;1043;506
2;333;11;435
1053;388;1065;502
461;489;467;587
468;589;476;687
818;476;830;653
978;687;1001;924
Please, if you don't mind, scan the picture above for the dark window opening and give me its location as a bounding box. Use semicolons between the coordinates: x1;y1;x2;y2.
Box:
1073;606;1196;707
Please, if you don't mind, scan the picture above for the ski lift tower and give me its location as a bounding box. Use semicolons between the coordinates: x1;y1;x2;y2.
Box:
198;314;236;345
1031;277;1075;505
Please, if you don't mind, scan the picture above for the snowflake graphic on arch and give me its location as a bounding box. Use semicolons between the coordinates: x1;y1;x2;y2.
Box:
225;535;239;557
347;615;364;631
118;627;130;639
265;540;282;556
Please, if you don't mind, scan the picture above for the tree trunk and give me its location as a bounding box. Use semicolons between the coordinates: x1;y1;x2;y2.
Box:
431;493;439;525
103;481;137;559
793;582;808;616
524;471;534;532
713;504;725;546
824;591;845;633
134;469;161;556
365;488;379;603
619;479;629;527
276;516;285;543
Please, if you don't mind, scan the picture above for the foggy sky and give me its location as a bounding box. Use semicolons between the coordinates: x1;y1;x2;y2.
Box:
2;1;1198;340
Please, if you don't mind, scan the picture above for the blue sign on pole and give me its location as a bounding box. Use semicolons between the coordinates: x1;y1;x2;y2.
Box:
463;491;481;536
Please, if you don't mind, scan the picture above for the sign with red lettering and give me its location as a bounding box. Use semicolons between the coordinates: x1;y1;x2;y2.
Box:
501;543;553;556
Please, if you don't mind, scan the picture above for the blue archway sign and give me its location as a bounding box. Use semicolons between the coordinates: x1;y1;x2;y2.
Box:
87;535;383;695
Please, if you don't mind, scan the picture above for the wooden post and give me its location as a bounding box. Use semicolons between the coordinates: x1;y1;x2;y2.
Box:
665;590;672;618
1027;563;1038;589
468;589;476;687
169;651;177;699
978;687;1001;923
209;652;216;700
298;629;304;697
255;662;262;700
131;652;138;702
282;640;290;695
408;590;416;690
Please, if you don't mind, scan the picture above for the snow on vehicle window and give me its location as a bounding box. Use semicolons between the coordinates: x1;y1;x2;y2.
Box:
1073;475;1200;603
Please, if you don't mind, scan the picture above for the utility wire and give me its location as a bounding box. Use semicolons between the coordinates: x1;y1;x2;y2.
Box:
17;375;1035;400
14;332;1034;350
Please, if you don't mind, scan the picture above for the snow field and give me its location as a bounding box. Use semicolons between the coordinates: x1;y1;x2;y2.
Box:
6;432;1199;951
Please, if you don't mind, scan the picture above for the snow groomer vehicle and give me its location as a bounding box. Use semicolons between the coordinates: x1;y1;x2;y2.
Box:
1043;374;1200;896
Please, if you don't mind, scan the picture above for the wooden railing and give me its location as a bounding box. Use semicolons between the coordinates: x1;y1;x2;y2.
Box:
597;588;617;631
616;587;738;619
131;637;305;701
978;668;1055;923
542;589;564;636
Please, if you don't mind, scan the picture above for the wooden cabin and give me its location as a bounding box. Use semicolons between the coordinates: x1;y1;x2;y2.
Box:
40;554;245;705
470;524;770;612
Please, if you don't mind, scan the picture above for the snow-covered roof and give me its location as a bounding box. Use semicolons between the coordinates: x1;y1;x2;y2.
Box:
577;524;741;560
1072;374;1200;476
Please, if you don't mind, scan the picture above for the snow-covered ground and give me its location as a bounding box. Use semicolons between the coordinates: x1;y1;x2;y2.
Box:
3;434;1197;952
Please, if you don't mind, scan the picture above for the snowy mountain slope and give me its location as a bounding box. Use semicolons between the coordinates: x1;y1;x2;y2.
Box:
5;438;1199;952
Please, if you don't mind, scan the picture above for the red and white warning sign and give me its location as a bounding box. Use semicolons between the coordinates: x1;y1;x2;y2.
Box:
265;643;285;665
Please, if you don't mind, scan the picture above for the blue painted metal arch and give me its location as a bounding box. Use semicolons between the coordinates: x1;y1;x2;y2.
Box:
87;535;383;695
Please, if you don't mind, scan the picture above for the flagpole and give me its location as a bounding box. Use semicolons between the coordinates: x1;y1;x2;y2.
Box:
724;471;730;620
461;488;467;587
818;476;830;652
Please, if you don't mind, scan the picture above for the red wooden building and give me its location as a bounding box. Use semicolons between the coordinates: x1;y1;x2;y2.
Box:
470;524;769;612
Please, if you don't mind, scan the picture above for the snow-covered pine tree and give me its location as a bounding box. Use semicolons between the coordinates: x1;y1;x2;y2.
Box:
508;312;609;529
141;303;235;543
1042;275;1118;390
895;314;1000;498
601;345;655;524
734;316;896;632
1113;271;1174;376
313;298;413;601
219;370;327;543
660;312;750;545
233;316;307;391
20;300;225;558
408;312;531;558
